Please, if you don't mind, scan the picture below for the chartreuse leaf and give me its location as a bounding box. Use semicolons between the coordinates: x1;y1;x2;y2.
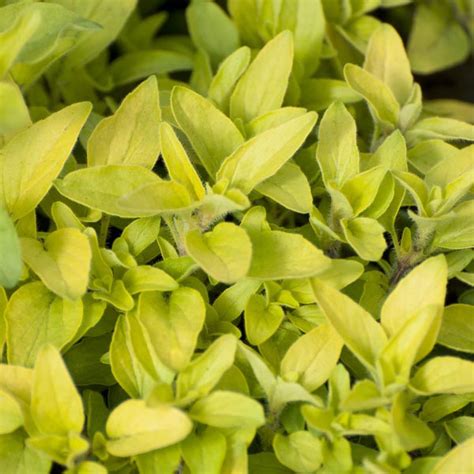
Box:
176;334;237;402
408;3;470;74
421;394;474;423
230;31;293;123
312;279;387;370
87;76;161;168
316;101;359;187
135;445;181;474
378;305;440;387
410;357;474;395
301;78;362;111
430;437;474;474
185;223;252;283
406;117;474;144
123;265;178;295
341;217;386;261
381;255;447;361
217;112;317;194
444;416;474;444
106;399;192;457
0;389;23;434
6;282;82;367
344;64;400;127
0;207;22;289
244;294;284;346
189;391;265;428
208;46;250;113
0;102;91;220
247;229;331;280
137;288;205;372
280;323;343;392
56;165;192;217
31;345;84;435
0;79;31;144
363;24;413;105
21;228;91;300
56;0;137;68
438;304;474;353
171;86;244;178
255;162;313;214
0;430;51;474
273;431;323;473
186;1;239;68
159;122;205;201
110;315;157;399
181;429;226;474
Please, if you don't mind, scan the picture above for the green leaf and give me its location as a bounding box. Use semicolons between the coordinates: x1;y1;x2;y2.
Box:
217;111;317;194
0;102;91;220
21;228;91;300
208;46;251;113
176;334;237;402
410;357;474;395
137;288;205;372
430;437;474;474
110;50;193;86
31;345;84;435
187;1;239;68
280;323;343;392
421;394;474;423
189;390;265;428
341;217;386;261
87;76;161;169
110;315;157;399
438;304;474;353
408;3;470;74
0;389;23;434
185;223;252;283
56;165;192;218
123;266;179;295
273;432;322;473
106;399;192;457
363;24;413;105
181;429;226;474
316;101;359;187
0;207;21;289
244;294;284;346
381;255;447;361
311;279;387;370
301;78;362;111
247;229;331;280
171;86;244;178
229;31;293;123
54;0;137;68
406;117;474;144
444;416;474;444
344;64;400;127
0;79;31;144
0;430;51;474
6;282;82;367
135;445;181;474
159;122;205;201
255;162;313;214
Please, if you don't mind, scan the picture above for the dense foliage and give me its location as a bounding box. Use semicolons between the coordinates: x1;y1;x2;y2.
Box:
0;0;473;473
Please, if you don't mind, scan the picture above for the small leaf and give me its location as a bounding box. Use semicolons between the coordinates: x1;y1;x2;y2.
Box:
244;295;284;346
189;390;265;428
106;399;192;457
185;223;252;283
430;437;474;474
311;279;387;370
171;86;244;178
230;31;293;123
0;208;22;289
273;432;322;473
31;345;84;435
87;76;161;169
316;101;359;187
410;357;474;395
280;323;343;392
438;304;474;353
341;217;386;261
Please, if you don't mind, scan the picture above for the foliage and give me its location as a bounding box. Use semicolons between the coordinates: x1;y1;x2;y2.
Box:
0;0;473;473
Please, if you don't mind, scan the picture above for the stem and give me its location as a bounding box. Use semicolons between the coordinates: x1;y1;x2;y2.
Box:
98;215;110;247
370;121;381;153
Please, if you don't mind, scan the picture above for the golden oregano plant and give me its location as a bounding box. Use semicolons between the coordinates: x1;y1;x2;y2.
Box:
0;1;473;473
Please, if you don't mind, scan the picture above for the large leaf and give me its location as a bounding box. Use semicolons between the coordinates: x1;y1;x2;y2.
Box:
0;102;91;220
